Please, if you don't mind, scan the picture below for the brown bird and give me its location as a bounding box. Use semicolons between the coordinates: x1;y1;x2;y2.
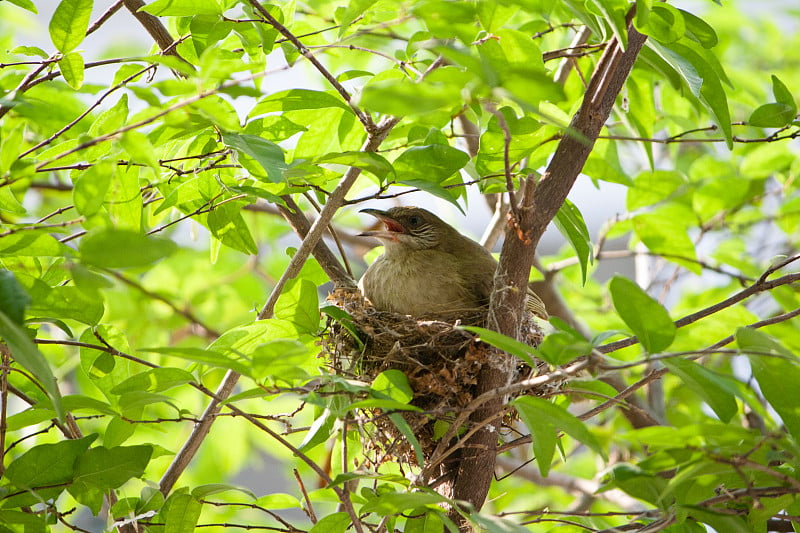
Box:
357;206;547;323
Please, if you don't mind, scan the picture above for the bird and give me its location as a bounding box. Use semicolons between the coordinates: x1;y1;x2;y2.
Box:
357;206;547;323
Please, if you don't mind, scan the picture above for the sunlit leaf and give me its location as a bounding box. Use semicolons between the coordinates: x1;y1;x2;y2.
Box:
49;0;92;53
609;276;676;353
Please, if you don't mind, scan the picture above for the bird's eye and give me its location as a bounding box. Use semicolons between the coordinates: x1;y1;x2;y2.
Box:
408;215;421;226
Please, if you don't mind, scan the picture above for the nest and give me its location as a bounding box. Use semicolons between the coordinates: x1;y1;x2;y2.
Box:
319;287;549;467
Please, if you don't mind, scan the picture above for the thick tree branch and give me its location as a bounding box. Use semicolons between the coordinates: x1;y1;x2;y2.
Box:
450;15;648;526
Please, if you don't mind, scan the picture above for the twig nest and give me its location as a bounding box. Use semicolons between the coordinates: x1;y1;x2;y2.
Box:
320;288;546;465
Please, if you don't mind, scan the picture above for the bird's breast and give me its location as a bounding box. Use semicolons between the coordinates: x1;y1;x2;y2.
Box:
359;251;479;318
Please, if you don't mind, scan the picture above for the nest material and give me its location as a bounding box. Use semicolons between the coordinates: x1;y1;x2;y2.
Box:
320;287;548;466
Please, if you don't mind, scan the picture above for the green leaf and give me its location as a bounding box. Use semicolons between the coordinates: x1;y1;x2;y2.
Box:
141;0;223;16
142;347;250;372
0;270;31;324
554;199;592;284
609;276;676;353
79;229;178;268
49;0;92;53
371;370;414;404
635;4;685;43
459;326;537;367
680;10;718;48
627;170;688;211
0;310;64;421
103;416;136;448
73;161;112;217
110;368;196;395
650;40;732;148
298;404;338;453
405;511;445;533
27;285;104;326
4;0;38;13
163;493;203;533
107;165;143;230
537;330;594;366
254;493;302;510
359;76;462;116
662;358;738;422
71;445;153;492
771;75;796;111
513;396;606;476
737;328;800;442
274;278;320;334
4;435;95;490
309;512;351;533
250;89;349;116
120;130;160;172
190;15;234;56
469;513;531;533
11;45;47;56
749;102;796;128
207;203;259;255
684;506;751;533
601;463;668;507
321;305;364;348
222;132;287;183
251;340;311;382
393;144;469;198
389;412;425;467
316;151;395;182
633;209;700;274
58;51;84;89
192;483;255;500
360;492;448;515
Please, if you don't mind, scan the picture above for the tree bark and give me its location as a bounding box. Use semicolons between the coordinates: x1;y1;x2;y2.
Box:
449;19;648;530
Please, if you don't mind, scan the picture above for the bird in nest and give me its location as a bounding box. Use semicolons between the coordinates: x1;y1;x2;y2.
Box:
357;206;547;325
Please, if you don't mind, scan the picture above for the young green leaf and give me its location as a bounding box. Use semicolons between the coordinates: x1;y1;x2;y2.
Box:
49;0;92;54
662;358;738;422
71;445;153;492
162;493;203;533
749;102;796;128
0;270;30;325
4;435;95;492
771;75;797;111
737;328;800;442
222;133;288;183
58;51;84;90
459;326;537;366
141;0;223;16
513;396;606;477
609;276;676;353
79;229;178;268
0;310;64;421
371;369;414;404
316;151;395;182
554;199;592;284
309;512;351;533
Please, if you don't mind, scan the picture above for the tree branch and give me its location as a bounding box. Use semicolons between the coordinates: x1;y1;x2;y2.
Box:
450;13;648;525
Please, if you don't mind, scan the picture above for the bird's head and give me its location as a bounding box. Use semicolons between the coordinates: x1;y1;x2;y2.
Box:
358;207;450;251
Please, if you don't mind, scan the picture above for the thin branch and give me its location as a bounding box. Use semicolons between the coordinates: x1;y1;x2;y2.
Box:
246;0;374;131
598;271;800;354
86;0;125;36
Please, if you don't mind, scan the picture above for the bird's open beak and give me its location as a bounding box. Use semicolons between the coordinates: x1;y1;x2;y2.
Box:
358;209;405;240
